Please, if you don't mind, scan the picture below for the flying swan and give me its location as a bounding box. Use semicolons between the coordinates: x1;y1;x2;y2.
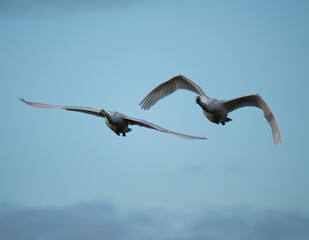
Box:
139;75;281;144
20;98;205;140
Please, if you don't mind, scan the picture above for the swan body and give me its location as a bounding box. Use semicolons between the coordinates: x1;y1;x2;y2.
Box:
20;97;205;140
139;75;281;144
102;111;132;136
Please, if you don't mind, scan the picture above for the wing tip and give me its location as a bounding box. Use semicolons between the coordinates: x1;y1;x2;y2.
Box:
274;136;282;144
20;97;27;104
139;104;151;111
273;132;282;144
184;135;207;140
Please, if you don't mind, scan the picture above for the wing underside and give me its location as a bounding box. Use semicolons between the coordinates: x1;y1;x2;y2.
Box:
224;94;281;144
124;115;206;140
20;98;101;117
139;75;208;110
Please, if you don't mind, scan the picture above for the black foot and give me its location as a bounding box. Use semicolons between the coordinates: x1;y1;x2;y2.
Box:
122;132;126;137
221;122;225;125
116;133;120;136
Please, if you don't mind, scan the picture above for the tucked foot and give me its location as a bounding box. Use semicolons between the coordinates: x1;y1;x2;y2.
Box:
221;117;232;125
122;132;126;137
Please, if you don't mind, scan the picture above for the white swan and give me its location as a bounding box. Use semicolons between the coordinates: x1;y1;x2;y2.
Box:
20;98;205;140
139;75;281;144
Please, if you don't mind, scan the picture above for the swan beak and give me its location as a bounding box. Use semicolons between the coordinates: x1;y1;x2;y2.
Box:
195;96;200;103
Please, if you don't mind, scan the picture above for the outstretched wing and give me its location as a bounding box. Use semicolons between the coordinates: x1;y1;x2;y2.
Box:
223;94;281;144
20;97;101;117
123;115;206;140
139;75;208;110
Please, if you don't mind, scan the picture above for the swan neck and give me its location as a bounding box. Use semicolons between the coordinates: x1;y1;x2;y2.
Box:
102;111;113;123
197;100;208;112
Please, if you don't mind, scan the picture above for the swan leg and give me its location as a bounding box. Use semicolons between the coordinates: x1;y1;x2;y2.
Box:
221;118;232;125
122;132;126;137
116;133;120;136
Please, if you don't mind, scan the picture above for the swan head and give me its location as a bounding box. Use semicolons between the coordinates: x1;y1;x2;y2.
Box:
99;109;106;116
195;96;201;103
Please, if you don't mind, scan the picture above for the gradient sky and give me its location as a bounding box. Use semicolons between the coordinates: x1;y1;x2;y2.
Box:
1;0;309;239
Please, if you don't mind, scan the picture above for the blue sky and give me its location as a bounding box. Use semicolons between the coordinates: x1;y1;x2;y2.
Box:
1;0;309;239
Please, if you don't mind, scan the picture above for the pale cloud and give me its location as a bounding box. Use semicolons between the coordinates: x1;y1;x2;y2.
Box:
1;202;309;240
